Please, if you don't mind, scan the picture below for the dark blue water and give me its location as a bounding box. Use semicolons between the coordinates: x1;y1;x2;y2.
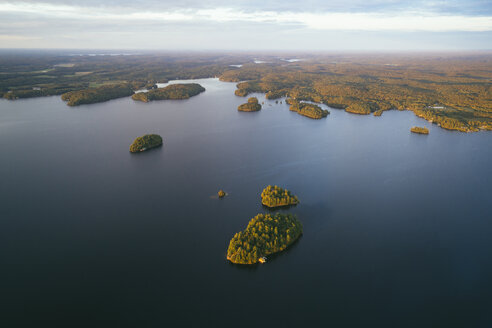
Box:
1;78;491;327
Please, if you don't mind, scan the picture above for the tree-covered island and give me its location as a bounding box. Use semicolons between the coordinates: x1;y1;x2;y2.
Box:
226;213;303;264
410;126;430;134
132;83;205;102
129;134;163;152
288;100;329;119
61;83;134;106
237;97;262;111
261;185;299;208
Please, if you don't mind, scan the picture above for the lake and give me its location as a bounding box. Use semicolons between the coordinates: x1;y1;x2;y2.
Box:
1;78;491;327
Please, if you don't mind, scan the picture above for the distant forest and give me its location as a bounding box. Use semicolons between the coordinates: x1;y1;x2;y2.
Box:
1;52;491;131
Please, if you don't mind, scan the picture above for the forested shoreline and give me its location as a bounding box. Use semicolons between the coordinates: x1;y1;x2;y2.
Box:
1;52;491;131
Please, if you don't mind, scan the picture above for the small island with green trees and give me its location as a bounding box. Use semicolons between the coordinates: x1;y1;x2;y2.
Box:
132;83;205;102
61;83;134;106
288;100;329;119
261;185;299;208
129;134;163;153
226;213;303;264
238;97;262;112
411;126;430;134
218;190;226;198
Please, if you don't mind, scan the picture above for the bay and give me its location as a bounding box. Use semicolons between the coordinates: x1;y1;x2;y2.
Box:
1;78;491;327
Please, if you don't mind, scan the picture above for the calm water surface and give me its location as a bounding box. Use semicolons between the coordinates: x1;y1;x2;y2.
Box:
1;78;491;327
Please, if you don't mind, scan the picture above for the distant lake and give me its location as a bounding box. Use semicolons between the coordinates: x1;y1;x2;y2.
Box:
1;78;491;327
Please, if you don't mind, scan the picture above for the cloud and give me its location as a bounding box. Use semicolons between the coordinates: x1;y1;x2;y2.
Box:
196;9;492;32
3;0;492;15
0;1;491;50
0;34;39;40
1;3;492;32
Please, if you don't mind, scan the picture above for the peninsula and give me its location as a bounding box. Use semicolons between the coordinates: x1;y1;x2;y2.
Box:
345;103;371;115
288;100;329;119
261;185;299;208
129;134;163;152
61;83;134;106
132;83;205;102
227;213;303;264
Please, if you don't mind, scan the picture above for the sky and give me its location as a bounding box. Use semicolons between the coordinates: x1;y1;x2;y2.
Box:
0;0;491;50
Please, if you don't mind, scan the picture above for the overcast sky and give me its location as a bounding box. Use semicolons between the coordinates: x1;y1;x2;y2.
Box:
0;0;491;50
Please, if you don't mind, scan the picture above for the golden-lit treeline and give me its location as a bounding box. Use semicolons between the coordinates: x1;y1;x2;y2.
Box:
221;56;492;131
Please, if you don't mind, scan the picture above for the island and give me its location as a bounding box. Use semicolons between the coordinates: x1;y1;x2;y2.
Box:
61;83;134;106
226;213;303;264
218;190;226;198
288;100;329;119
410;126;430;134
132;83;205;102
129;134;163;152
261;185;299;208
238;97;262;112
